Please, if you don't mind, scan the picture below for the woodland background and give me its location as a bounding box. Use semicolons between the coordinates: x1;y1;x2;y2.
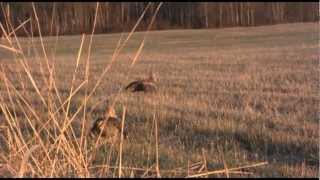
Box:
0;2;318;37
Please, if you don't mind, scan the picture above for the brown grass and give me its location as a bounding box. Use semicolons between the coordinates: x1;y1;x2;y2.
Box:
0;4;318;177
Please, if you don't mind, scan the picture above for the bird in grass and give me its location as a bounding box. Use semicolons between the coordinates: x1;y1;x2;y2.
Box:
124;72;158;93
90;106;127;143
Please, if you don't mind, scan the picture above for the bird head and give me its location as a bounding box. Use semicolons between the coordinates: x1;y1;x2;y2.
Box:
105;106;117;118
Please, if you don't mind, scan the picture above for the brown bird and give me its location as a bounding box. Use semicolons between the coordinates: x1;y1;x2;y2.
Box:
90;106;127;143
124;72;158;93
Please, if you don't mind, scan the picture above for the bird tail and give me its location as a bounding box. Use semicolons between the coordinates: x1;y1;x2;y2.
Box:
124;81;137;91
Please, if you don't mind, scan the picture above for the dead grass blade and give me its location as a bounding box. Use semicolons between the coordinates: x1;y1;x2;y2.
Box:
129;2;163;67
118;106;126;178
0;43;22;54
17;145;39;177
49;2;56;36
0;3;11;35
31;3;51;71
201;149;208;176
8;18;31;37
222;155;230;178
142;164;155;177
154;113;161;178
1;20;49;108
66;33;86;148
80;5;100;173
186;161;268;178
130;40;145;67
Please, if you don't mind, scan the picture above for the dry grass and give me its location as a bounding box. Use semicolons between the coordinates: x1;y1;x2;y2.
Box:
0;10;318;177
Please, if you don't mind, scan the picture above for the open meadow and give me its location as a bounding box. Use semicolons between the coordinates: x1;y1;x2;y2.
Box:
0;22;319;177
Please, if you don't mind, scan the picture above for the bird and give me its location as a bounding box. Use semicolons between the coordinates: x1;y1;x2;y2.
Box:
124;72;158;93
90;105;127;143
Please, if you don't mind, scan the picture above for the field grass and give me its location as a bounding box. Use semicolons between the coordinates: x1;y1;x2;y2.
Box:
0;22;319;177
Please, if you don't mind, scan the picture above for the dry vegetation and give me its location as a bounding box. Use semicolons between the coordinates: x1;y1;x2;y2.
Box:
0;11;319;177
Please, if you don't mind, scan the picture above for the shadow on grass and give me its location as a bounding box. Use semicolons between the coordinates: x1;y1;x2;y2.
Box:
162;119;318;167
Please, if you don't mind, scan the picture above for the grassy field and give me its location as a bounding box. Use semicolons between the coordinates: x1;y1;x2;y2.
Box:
0;22;319;177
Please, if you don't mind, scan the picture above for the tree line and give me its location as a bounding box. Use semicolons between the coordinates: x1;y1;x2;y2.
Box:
0;2;318;37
